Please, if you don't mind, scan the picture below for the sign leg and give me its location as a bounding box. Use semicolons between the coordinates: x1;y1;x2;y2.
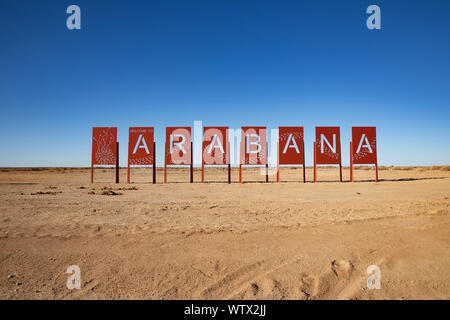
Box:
190;142;193;183
350;141;354;182
164;163;167;184
227;142;231;184
276;141;280;183
164;142;167;183
302;140;306;183
239;164;242;183
127;164;130;184
91;132;94;184
265;142;269;183
153;141;156;184
313;141;317;183
339;143;342;182
375;143;379;182
116;142;119;184
202;163;204;183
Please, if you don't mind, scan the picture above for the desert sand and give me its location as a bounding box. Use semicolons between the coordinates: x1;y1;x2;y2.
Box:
0;166;449;299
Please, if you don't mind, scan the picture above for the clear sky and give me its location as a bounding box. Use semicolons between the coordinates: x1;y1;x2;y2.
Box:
1;0;449;167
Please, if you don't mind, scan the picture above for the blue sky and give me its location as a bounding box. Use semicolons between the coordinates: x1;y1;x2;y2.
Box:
0;0;449;167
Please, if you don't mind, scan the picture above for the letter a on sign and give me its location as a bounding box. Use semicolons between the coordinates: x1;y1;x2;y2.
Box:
240;127;267;165
352;127;377;164
128;127;154;165
279;127;304;165
92;127;117;165
315;127;341;165
165;127;192;165
203;127;229;165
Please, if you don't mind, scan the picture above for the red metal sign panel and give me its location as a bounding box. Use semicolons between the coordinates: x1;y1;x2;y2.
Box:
240;127;267;165
92;127;117;165
279;127;304;165
315;127;341;165
203;127;229;165
128;127;154;165
352;127;377;164
165;127;192;165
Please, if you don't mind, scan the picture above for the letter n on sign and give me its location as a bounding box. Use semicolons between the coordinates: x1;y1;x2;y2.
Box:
127;127;155;183
314;127;342;182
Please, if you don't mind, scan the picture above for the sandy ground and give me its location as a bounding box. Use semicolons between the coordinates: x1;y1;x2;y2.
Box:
0;166;449;300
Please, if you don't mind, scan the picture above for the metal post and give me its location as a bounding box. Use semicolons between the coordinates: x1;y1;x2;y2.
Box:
276;140;280;183
115;142;119;184
302;140;306;183
227;141;231;184
91;133;94;184
339;142;342;183
164;142;167;184
239;164;242;183
375;132;378;182
190;142;193;183
127;136;130;184
201;163;204;183
153;141;156;184
375;145;379;182
313;141;317;183
350;141;354;182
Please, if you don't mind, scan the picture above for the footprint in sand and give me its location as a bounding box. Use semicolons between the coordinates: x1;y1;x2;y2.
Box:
299;259;357;299
331;259;354;279
300;274;319;299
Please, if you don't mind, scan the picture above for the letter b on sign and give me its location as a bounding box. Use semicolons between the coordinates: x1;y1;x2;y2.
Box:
240;127;267;165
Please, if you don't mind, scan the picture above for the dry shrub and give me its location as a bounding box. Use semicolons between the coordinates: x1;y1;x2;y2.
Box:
431;165;450;171
354;166;373;170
